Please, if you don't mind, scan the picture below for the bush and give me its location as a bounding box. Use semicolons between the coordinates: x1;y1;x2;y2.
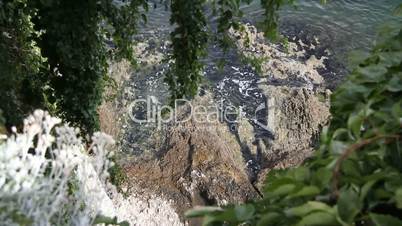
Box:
0;110;119;225
0;0;147;134
0;0;47;127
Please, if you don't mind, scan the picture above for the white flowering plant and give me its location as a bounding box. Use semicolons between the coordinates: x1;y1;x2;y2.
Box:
0;110;125;225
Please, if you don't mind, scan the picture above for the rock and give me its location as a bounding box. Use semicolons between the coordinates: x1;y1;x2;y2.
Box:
132;38;165;67
228;24;332;188
123;94;260;223
237;118;257;155
112;192;183;226
258;85;330;169
99;60;133;140
229;24;328;85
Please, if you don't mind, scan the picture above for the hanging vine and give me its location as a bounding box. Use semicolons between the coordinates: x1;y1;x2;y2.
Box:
166;0;208;100
260;0;295;40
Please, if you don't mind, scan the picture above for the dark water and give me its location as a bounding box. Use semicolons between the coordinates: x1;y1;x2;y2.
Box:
244;0;402;57
123;0;402;157
142;0;402;55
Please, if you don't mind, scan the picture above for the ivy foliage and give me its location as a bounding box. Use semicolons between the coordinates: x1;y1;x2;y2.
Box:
0;0;46;127
166;0;208;100
186;19;402;226
31;0;147;134
260;0;295;40
0;0;146;134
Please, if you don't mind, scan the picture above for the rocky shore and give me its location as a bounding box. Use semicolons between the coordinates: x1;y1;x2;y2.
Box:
107;24;337;225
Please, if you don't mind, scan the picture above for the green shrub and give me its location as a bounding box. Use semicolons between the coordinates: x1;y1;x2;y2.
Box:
0;0;46;127
0;0;146;134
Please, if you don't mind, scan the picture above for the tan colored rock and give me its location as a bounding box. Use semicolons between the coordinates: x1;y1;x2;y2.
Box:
133;40;165;67
237;119;257;155
99;60;132;139
229;24;327;84
123;94;259;223
258;84;330;169
228;24;332;188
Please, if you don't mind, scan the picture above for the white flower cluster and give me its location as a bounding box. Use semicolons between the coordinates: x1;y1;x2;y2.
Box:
0;110;116;226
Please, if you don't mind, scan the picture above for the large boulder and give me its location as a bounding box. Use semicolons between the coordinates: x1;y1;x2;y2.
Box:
229;24;332;183
123;94;260;221
258;85;330;169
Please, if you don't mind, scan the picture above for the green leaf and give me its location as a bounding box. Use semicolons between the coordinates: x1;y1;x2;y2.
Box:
202;214;221;226
360;179;379;202
257;213;281;226
332;128;349;140
296;211;338;226
93;215;129;226
348;50;370;68
287;167;310;182
341;159;361;178
347;113;364;139
370;213;402;226
269;184;297;197
197;208;239;225
288;186;320;199
391;101;402;119
312;168;332;189
378;52;402;67
330;140;348;155
337;188;362;224
357;65;387;83
264;177;297;196
387;74;402;92
285;201;334;217
234;204;255;221
320;126;329;144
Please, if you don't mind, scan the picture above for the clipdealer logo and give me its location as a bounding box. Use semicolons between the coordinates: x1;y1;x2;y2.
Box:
127;96;274;132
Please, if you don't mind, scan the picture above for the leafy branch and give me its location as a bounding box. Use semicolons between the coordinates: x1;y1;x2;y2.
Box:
332;134;401;197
